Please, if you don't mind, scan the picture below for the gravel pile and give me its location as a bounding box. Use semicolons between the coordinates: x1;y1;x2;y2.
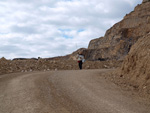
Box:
0;57;122;75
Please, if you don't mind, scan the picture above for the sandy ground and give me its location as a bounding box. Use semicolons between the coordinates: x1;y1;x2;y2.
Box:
0;69;150;113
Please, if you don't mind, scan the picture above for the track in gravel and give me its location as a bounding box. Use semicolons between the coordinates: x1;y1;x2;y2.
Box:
0;69;150;113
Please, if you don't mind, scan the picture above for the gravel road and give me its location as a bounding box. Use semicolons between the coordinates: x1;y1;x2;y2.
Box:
0;69;150;113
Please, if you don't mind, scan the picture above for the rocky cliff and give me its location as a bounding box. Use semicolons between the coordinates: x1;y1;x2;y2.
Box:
84;1;150;60
105;0;150;97
143;0;150;3
120;33;150;95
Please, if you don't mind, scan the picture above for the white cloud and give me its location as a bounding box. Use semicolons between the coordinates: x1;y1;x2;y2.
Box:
0;0;143;59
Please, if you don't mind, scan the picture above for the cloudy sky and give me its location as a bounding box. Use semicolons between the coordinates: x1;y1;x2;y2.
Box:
0;0;142;59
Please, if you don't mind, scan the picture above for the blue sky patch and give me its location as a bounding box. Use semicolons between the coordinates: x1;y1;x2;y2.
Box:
62;34;73;39
78;29;85;32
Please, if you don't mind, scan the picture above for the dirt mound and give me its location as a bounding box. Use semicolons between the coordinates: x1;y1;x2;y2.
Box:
0;57;122;75
120;33;150;96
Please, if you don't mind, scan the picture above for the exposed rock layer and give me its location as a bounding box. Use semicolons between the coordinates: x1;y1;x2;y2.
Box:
120;33;150;94
85;1;150;60
143;0;150;3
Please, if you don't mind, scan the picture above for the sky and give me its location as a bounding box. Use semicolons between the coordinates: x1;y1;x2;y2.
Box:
0;0;143;59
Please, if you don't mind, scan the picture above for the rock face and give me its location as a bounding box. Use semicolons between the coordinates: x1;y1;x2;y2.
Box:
85;1;150;60
120;33;150;95
143;0;150;3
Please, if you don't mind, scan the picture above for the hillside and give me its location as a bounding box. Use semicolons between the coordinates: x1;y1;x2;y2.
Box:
120;33;150;96
79;0;150;97
83;1;150;61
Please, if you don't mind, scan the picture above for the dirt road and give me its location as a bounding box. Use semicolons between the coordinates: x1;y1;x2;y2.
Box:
0;69;150;113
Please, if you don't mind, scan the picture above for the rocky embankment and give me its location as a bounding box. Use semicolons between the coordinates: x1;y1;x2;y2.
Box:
120;33;150;97
102;33;150;99
0;57;121;75
83;1;150;61
81;0;150;98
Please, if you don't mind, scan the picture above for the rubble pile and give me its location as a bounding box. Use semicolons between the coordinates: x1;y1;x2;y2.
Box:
0;57;121;75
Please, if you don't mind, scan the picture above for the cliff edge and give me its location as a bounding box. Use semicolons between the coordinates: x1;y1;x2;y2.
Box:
84;1;150;60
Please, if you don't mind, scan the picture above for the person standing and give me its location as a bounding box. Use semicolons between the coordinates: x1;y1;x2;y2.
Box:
77;52;85;70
